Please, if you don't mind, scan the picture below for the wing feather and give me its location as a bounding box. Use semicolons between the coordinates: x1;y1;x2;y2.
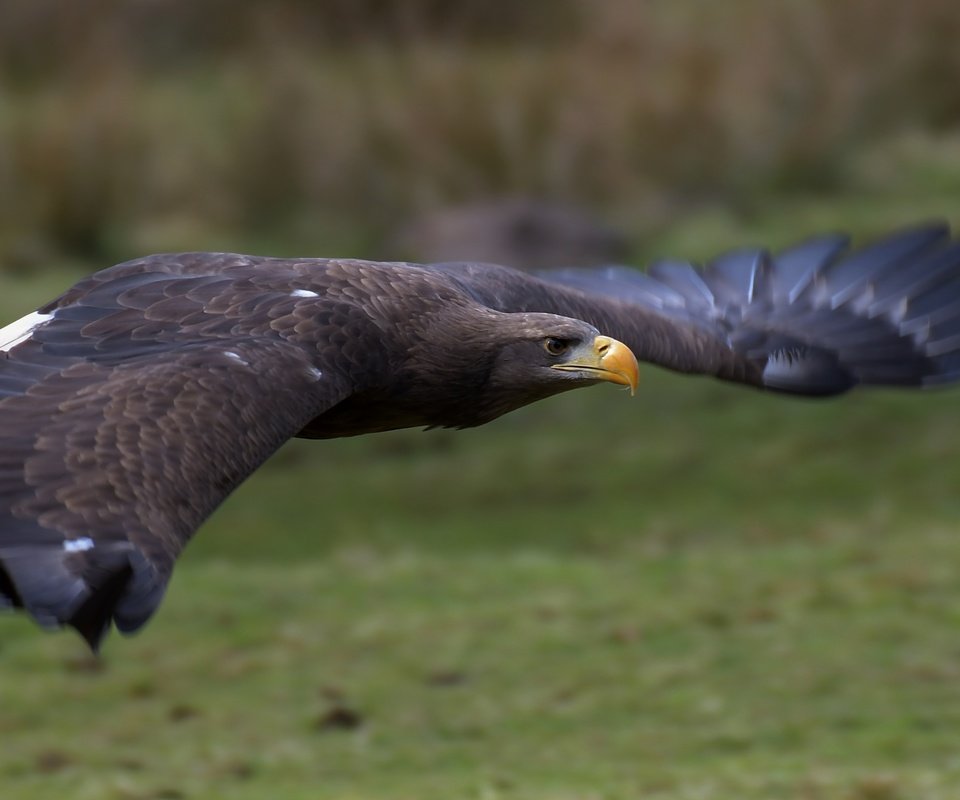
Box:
0;341;347;649
0;256;363;648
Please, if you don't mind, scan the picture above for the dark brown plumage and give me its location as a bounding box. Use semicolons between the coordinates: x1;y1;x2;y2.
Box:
2;223;960;650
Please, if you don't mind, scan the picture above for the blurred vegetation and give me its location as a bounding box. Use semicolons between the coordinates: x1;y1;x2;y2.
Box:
3;0;960;269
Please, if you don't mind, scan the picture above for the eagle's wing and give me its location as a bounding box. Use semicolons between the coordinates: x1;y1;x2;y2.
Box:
0;263;350;649
434;224;960;395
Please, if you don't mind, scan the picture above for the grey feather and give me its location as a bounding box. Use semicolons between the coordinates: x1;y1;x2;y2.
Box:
533;223;960;393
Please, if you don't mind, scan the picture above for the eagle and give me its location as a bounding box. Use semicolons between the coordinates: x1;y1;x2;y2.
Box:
1;224;959;651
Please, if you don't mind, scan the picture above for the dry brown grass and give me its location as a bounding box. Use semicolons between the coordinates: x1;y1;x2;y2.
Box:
2;0;960;267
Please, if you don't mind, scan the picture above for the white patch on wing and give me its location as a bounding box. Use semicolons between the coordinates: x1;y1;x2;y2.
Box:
63;537;95;553
223;350;251;367
306;366;323;381
0;310;53;353
291;289;319;298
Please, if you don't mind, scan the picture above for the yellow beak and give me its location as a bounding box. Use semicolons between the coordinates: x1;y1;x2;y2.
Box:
551;335;640;395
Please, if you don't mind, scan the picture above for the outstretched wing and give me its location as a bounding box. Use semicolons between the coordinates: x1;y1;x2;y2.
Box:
434;224;960;395
0;264;351;649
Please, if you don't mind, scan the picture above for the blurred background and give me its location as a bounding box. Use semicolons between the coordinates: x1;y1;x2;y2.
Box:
3;2;960;799
3;0;960;270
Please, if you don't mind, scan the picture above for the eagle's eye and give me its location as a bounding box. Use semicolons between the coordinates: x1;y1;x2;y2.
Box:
543;337;572;356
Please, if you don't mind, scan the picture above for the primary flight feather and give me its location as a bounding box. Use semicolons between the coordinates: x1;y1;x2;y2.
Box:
1;224;958;650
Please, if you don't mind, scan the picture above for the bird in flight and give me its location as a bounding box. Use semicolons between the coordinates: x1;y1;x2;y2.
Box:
1;224;958;650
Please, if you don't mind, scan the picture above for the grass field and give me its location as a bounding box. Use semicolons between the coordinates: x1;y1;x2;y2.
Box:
3;208;960;799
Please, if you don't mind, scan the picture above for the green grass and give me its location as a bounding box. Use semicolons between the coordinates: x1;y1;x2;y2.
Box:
4;516;960;798
4;211;960;798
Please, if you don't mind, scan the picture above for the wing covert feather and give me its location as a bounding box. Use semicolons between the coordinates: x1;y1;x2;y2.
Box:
0;339;348;648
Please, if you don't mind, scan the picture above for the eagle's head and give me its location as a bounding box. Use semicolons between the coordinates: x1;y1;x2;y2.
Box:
399;309;639;430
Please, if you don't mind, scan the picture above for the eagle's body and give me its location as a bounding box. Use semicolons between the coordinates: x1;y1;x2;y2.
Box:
2;224;960;649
